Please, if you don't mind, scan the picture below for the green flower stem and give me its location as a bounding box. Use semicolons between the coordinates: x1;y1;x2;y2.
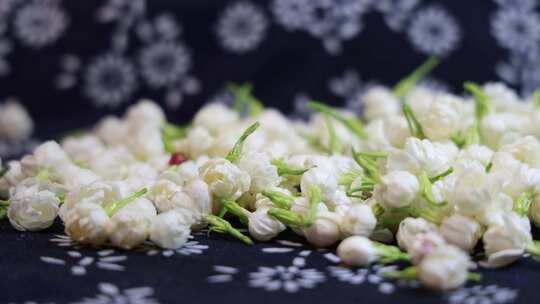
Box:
220;198;250;225
338;171;362;187
261;190;294;210
525;241;540;261
463;122;481;147
373;242;411;264
225;122;260;163
162;123;189;153
372;203;385;218
227;82;264;116
485;162;493;172
0;199;9;206
305;187;322;227
352;148;381;182
323;114;341;155
268;208;305;228
467;272;482;282
402;102;426;139
464;81;492;121
104;188;148;216
419;171;444;206
206;214;253;245
308;101;368;140
271;159;309;177
429;167;453;183
513;190;536;217
381;266;419;281
0;207;6;220
393;56;440;99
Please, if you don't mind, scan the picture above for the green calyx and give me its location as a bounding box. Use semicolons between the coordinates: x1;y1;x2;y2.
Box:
227;82;264;116
225;122;260;163
305;186;322;227
268;208;305;228
419;171;447;207
513;190;536;217
162;123;190;153
352;148;381;183
402;102;426;139
261;190;294;210
206;214;253;245
308;101;368;140
399;205;446;224
451;123;481;149
373;242;411;264
393;56;440;99
271;159;309;177
464;81;492;121
219;198;250;225
103;188;148;216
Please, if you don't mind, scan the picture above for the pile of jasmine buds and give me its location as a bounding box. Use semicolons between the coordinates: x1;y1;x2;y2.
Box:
2;57;540;291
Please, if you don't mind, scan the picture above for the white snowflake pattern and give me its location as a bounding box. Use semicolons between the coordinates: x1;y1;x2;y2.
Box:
40;249;126;275
328;265;406;295
12;0;68;48
447;285;518;304
271;0;313;31
216;1;268;53
83;53;137;107
494;0;537;10
71;282;159;304
373;0;419;32
407;6;461;56
140;240;209;257
207;265;239;283
491;8;540;54
138;41;191;88
248;265;325;293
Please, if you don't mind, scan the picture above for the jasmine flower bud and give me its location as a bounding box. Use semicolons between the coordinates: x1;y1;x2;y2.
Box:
148;180;194;213
94;115;129;146
7;185;60;231
61;134;105;164
440;214;482;252
397;217;438;251
418;245;470;291
337;235;410;266
483;212;532;263
199;158;250;200
300;167;337;202
149;209;193;249
248;207;286;241
375;171;419;210
108;199;156;249
362;86;400;121
302;211;343;247
125;99;165;130
407;231;446;264
237;151;280;193
0;161;25;198
386;137;453;177
193;103;239;135
339;204;376;238
0;99;33;141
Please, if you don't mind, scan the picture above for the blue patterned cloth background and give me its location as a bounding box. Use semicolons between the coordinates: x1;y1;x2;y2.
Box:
1;1;540;303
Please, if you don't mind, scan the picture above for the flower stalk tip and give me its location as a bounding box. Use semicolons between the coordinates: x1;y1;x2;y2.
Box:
225;121;260;163
104;188;148;216
206;214;253;245
393;56;440;99
308;101;368;140
261;190;293;210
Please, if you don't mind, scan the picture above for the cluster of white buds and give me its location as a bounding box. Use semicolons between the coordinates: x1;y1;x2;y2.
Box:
5;59;540;292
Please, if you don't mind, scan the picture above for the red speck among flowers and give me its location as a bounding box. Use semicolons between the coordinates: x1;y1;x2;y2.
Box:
169;152;187;166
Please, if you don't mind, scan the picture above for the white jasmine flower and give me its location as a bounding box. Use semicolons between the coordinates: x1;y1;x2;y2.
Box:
88;147;136;180
483;82;522;113
149;209;193;249
123;162;158;192
337;235;378;266
418;245;470;291
64;202;110;246
193;103;238;135
248;207;286;241
237;151;280;193
498;135;540;168
396;217;438;251
300;167;338;202
127;126;166;161
386;137;452;177
339;204;377;238
408;231;446;264
59;164;100;190
125;99;165;130
160;160;199;186
302;211;342;247
0;100;33;141
199;158;250;199
148;180;195;213
440;214;482;252
375;171;419;210
0;161;25;198
457;144;494;167
7;184;60;231
483;212;532;258
383;115;410;148
184;179;213;219
183;126;214;157
61;134;105;164
416;94;462;141
481;113;526;148
108;199;156;249
94;116;129;147
361;86;400;121
20;141;72;181
327;190;353;212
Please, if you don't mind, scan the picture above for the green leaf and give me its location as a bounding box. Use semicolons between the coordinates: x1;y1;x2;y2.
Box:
393;56;440;99
225;122;260;163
